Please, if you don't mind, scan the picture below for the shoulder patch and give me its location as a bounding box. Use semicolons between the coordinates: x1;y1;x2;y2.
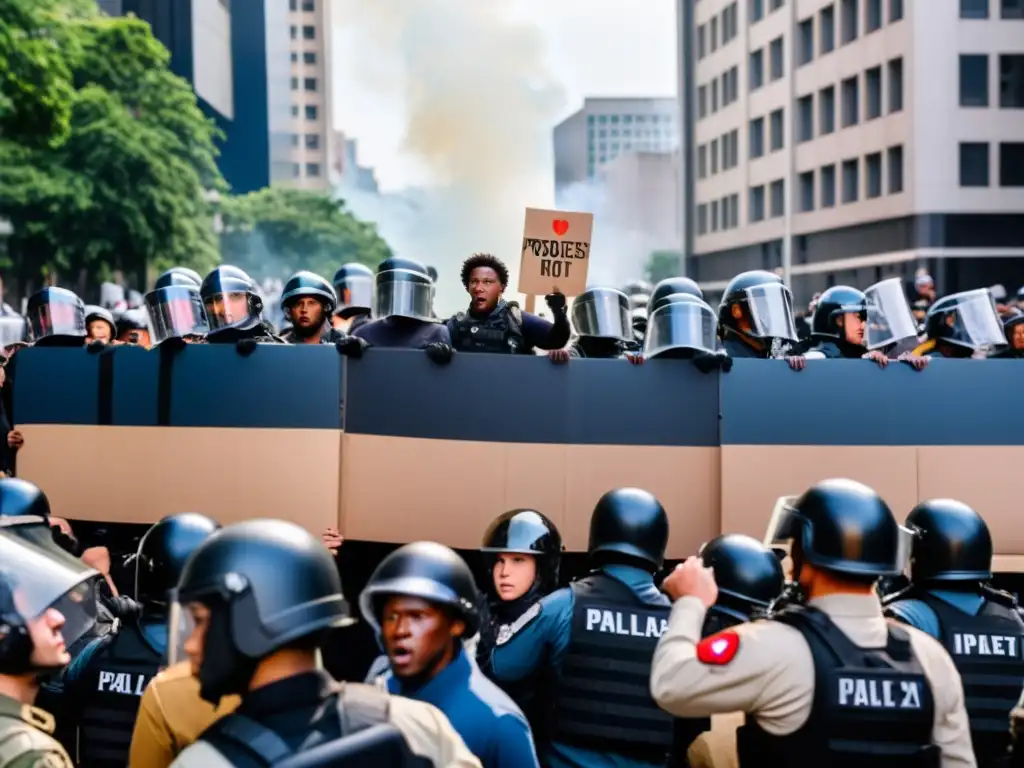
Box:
696;630;740;666
495;602;541;646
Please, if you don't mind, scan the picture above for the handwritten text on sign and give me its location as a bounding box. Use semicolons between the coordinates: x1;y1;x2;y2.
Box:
517;208;593;296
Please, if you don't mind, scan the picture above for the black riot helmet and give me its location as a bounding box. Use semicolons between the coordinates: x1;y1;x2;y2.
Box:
906;499;993;583
571;287;631;340
200;265;264;336
766;479;910;579
0;478;66;556
699;534;784;617
481;509;563;595
924;288;1006;353
718;270;798;346
644;293;719;358
332;263;374;319
155;267;203;289
811;286;869;345
0;530;100;675
588;488;669;571
135;513;220;609
84;305;116;339
26;287;86;344
374;257;433;321
171;519;355;703
281;271;337;316
360;541;482;637
648;277;704;315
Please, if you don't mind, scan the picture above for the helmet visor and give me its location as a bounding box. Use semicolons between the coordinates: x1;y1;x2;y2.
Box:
864;278;918;350
28;294;86;340
165;597;196;668
942;289;1007;351
146;286;209;343
373;270;433;321
571;290;631;340
336;276;373;314
204;291;258;331
644;301;718;358
743;283;798;342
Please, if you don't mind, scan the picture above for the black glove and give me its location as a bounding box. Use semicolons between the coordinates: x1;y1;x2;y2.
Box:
159;336;187;353
692;351;732;374
107;595;142;620
86;341;107;354
545;292;567;314
335;336;368;359
424;342;454;366
235;338;258;357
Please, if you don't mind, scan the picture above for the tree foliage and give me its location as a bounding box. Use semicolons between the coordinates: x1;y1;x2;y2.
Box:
0;3;223;293
218;187;394;281
645;249;683;285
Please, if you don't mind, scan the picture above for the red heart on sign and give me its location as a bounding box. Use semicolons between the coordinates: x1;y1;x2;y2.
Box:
552;220;569;236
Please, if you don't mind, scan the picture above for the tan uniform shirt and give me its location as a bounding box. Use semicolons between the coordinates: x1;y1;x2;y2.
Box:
129;662;241;768
651;593;976;768
0;694;73;768
170;687;481;768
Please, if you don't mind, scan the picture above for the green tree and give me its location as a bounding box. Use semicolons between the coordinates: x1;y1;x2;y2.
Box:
0;5;223;293
218;187;394;281
645;249;682;285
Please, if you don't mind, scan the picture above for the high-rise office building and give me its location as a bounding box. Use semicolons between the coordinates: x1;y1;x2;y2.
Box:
286;0;335;190
684;0;1024;302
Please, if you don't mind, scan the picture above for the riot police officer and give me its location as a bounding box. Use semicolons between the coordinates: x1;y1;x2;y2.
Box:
491;488;709;768
361;541;539;767
145;269;210;346
717;271;805;368
645;293;732;372
85;305;117;345
698;534;784;636
912;288;1007;358
26;287;87;348
565;288;641;361
168;519;476;767
0;529;101;768
652;478;974;766
279;271;346;345
648;276;704;307
331;263;373;334
62;513;220;767
993;309;1024;358
446;253;570;355
199;265;282;352
803;286;890;367
885;499;1023;766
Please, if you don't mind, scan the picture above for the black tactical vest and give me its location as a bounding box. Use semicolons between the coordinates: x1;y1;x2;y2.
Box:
549;574;709;762
70;621;162;767
449;304;526;354
737;607;939;768
918;590;1024;763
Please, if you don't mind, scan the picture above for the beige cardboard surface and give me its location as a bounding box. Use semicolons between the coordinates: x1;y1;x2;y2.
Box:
518;208;592;296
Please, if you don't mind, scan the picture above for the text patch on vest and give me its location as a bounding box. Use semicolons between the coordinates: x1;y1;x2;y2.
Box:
952;632;1022;658
834;673;924;710
584;607;668;639
97;670;150;696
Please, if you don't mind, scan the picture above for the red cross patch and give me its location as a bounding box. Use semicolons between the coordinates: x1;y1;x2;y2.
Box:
696;630;740;665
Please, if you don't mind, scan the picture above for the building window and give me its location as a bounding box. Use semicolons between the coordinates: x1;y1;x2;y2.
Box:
820;5;836;54
888;58;904;112
890;0;903;20
724;3;739;42
301;0;314;9
962;0;989;16
771;0;785;9
797;94;814;142
304;52;317;64
888;145;904;193
1000;143;1024;185
842;158;859;203
770;108;785;150
798;19;814;66
749;117;765;158
697;25;706;59
730;194;740;227
841;0;858;44
290;76;299;90
960;142;990;186
697;204;708;235
799;171;815;212
1003;0;1024;18
1000;55;1024;107
750;49;765;90
302;25;315;40
841;76;859;127
698;145;707;179
711;201;719;231
819;86;836;133
291;105;299;117
750;0;765;24
306;163;321;177
866;0;882;31
711;80;719;112
821;164;837;207
727;67;739;104
749;185;766;222
290;52;298;63
770;179;785;217
698;86;707;119
305;105;318;120
770;37;784;81
866;67;882;119
711;138;719;174
711;17;719;51
960;55;989;107
290;25;297;40
292;163;301;178
290;134;299;147
304;78;317;92
289;0;297;9
305;134;320;150
866;152;882;198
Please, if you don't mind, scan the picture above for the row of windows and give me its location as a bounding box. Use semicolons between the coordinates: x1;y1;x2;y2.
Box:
290;77;318;92
696;67;739;119
696;193;741;235
291;105;319;120
290;52;317;65
961;0;1024;19
749;36;785;91
697;2;739;60
291;163;322;178
289;25;316;41
749;0;786;26
290;134;321;150
796;59;903;143
585;113;674;126
796;147;904;214
289;0;315;9
959;54;1024;108
697;130;740;179
588;128;674;140
797;0;903;70
959;142;1024;186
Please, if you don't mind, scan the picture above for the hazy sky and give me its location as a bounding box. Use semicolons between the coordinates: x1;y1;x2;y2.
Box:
331;0;679;191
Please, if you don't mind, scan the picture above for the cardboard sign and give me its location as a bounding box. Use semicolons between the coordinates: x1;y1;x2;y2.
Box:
518;208;593;296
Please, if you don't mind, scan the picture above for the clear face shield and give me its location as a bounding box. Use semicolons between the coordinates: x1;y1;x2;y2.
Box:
28;295;86;340
864;278;919;351
373;270;434;321
204;291;258;331
740;283;799;342
165;593;197;668
336;276;373;314
644;299;718;358
941;289;1008;353
146;286;210;344
571;290;631;340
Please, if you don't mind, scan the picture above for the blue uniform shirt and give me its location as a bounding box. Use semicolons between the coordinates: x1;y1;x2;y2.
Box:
381;644;539;768
490;564;669;768
886;589;987;638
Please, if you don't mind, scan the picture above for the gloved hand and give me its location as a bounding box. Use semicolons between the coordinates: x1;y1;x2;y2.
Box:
235;338;258;357
86;341;107;354
107;595;142;620
424;342;454;366
545;292;567;314
692;351;732;374
335;336;368;359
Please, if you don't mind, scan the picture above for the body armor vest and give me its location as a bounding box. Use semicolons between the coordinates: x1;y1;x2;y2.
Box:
917;589;1024;764
549;574;709;763
72;621;163;767
737;607;939;768
450;303;525;354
